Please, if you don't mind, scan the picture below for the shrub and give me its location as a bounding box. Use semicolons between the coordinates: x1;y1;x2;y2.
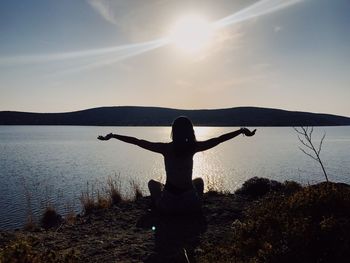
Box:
40;206;63;229
199;182;350;263
235;177;283;198
282;180;303;195
0;238;40;263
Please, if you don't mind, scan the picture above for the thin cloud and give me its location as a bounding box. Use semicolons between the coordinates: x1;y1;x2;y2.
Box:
87;0;119;26
274;25;283;32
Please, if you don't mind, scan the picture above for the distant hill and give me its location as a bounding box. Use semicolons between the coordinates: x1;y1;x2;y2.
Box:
0;106;350;126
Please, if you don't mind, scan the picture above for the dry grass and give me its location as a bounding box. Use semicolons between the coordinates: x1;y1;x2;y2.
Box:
23;215;36;231
205;174;228;195
80;182;100;214
130;179;143;201
20;175;37;230
0;237;79;262
96;190;111;209
65;210;76;225
63;201;77;225
80;176;127;214
80;176;145;214
107;176;122;205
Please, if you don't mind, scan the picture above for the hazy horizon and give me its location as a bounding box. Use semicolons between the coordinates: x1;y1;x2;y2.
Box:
1;0;349;116
2;104;350;118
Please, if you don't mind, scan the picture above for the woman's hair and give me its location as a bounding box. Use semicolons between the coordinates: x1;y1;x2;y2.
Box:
171;116;196;155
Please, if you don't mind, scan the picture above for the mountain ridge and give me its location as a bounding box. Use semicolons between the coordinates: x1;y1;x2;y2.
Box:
1;106;350;126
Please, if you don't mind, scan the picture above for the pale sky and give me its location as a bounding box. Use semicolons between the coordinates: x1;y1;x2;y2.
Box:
0;0;349;116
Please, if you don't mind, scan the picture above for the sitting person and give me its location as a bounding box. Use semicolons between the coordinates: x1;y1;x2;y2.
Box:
98;116;256;214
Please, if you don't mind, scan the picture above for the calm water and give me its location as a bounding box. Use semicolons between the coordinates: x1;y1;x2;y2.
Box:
0;126;349;229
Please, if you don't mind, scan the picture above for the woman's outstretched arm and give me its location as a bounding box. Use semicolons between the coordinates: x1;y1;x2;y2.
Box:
196;128;256;152
98;133;166;154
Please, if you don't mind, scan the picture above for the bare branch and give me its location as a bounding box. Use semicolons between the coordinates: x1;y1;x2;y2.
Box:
309;126;314;141
294;127;305;136
297;135;313;150
298;147;318;162
293;127;306;136
318;133;326;156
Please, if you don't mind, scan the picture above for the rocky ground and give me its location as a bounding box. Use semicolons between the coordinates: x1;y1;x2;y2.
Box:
0;192;251;263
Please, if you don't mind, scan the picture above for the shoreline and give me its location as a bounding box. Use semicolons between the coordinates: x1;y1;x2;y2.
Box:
1;177;349;262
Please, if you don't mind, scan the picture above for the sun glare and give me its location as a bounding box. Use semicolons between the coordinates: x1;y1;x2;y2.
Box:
168;15;214;53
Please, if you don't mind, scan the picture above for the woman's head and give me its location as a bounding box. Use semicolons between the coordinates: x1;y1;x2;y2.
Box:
171;116;196;155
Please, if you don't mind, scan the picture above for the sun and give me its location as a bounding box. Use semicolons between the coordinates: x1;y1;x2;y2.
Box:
168;15;214;53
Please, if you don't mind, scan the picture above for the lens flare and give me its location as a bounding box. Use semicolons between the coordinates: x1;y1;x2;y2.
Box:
168;15;214;53
0;0;304;74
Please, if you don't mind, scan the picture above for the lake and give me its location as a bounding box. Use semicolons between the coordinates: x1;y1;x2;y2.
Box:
0;126;349;229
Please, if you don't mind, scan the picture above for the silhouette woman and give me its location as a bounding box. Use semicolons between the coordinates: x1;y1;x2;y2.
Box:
98;116;256;214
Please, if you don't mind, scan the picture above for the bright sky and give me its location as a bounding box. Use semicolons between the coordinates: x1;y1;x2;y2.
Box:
0;0;349;116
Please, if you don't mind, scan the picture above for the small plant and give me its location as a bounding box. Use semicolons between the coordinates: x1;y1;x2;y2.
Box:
64;202;77;225
96;189;111;209
80;181;114;215
23;214;37;231
294;126;329;182
40;206;63;229
205;174;226;194
130;179;143;201
80;182;97;214
107;176;122;205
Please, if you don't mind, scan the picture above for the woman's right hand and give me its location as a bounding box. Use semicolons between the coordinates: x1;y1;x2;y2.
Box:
97;133;114;140
241;128;256;137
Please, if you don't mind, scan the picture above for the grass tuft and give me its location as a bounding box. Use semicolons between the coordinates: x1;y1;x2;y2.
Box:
64;202;77;225
80;182;99;215
130;180;143;201
23;215;37;231
80;177;125;215
107;176;122;205
205;174;227;194
97;190;111;209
